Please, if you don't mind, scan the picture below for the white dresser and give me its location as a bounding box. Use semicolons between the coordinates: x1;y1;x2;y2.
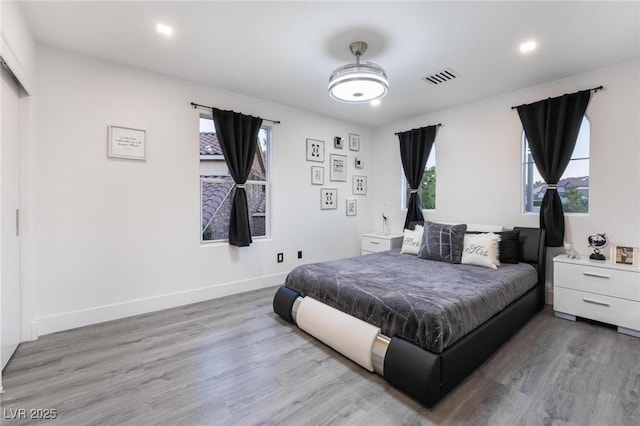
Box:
361;233;403;255
553;255;640;337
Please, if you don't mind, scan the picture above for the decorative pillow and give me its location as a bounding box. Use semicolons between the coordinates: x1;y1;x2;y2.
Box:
461;233;501;269
401;225;424;255
418;222;467;264
496;230;520;264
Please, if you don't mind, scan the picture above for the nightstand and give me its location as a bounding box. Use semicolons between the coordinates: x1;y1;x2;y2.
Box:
361;233;403;255
553;255;640;338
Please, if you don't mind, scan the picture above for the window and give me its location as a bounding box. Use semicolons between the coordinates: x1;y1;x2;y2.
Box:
200;116;270;242
402;149;436;210
522;116;589;214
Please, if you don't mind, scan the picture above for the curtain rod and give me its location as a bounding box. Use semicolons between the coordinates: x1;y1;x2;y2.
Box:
395;123;442;136
510;86;603;110
190;102;281;124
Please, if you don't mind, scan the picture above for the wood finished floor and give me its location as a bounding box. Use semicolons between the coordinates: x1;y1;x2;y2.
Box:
1;286;638;426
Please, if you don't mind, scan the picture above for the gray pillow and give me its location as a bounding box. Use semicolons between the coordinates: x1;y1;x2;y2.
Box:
418;221;468;263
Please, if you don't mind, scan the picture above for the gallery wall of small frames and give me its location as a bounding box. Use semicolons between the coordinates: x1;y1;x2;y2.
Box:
306;133;366;215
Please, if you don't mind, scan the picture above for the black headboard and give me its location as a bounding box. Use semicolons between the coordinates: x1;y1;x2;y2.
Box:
513;227;546;308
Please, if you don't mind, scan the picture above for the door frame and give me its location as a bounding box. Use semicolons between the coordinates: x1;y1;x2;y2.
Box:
0;47;34;392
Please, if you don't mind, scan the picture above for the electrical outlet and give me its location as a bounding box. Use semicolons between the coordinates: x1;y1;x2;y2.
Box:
277;253;284;263
298;250;303;259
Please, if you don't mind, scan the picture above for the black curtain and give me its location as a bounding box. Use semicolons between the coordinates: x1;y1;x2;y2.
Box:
212;108;263;247
398;125;438;229
516;90;591;247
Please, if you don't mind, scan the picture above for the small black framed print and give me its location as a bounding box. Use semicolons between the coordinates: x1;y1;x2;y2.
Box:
349;133;360;151
329;154;347;181
321;188;337;210
346;199;357;216
352;175;367;195
306;138;325;162
311;166;324;185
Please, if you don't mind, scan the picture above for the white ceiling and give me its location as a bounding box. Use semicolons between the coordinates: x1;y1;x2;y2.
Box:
18;1;640;127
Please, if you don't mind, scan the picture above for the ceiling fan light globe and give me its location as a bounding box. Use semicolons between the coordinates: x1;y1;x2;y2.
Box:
328;65;389;103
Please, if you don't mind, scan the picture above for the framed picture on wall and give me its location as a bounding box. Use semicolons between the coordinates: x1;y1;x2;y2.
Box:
306;138;325;162
346;199;357;216
311;166;324;185
349;133;360;151
108;125;146;160
320;188;337;210
329;154;347;181
352;175;367;195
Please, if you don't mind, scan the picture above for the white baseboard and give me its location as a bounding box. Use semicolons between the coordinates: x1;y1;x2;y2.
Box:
546;288;554;305
35;273;287;337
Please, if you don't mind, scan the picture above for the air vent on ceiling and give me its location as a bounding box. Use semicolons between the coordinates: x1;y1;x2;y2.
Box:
422;68;458;85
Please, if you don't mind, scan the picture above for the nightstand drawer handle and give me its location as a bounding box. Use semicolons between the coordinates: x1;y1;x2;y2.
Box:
370;241;380;245
582;272;610;279
582;298;610;307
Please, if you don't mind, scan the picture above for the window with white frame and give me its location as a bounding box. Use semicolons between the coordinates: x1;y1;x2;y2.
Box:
199;116;270;242
401;149;436;210
522;116;590;214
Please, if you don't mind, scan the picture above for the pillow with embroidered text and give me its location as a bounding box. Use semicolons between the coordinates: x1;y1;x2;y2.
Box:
461;232;501;269
401;225;424;255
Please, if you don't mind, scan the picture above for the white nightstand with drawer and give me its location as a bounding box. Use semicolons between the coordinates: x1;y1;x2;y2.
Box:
361;233;403;255
553;255;640;337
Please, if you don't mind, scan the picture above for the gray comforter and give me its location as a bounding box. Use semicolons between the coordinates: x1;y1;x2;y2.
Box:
285;250;537;353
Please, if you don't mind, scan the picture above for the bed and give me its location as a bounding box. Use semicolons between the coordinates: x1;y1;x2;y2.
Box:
272;227;546;407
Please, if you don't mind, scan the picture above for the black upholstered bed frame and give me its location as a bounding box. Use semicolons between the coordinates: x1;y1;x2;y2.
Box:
273;227;546;407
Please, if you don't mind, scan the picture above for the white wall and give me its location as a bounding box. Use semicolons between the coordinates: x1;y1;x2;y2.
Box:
32;46;373;335
371;60;640;299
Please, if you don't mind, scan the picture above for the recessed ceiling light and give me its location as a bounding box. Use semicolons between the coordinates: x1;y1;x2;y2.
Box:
519;40;537;53
370;99;381;106
156;23;173;37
